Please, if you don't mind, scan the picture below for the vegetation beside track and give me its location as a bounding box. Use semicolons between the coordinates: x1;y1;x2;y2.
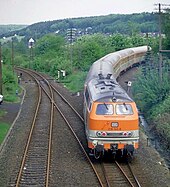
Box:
0;122;10;144
0;65;19;144
1;65;20;102
0;109;6;118
133;64;170;146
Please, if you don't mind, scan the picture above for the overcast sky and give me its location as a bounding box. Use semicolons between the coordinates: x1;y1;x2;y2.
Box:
0;0;170;25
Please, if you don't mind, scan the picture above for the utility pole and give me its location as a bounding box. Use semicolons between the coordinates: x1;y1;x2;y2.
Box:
158;3;163;82
11;37;14;73
155;3;170;82
67;28;77;73
0;42;3;94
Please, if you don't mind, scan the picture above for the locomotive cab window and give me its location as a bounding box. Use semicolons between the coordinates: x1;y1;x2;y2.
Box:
116;103;133;115
96;104;113;115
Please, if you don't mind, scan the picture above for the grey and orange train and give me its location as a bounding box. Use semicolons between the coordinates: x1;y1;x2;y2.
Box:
83;46;149;159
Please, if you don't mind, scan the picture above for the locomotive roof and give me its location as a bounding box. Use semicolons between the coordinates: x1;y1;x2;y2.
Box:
87;77;133;102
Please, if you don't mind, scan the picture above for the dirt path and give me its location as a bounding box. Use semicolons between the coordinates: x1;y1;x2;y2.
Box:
0;102;20;125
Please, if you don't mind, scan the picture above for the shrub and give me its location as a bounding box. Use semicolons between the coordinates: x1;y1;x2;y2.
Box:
64;71;87;92
0;123;10;144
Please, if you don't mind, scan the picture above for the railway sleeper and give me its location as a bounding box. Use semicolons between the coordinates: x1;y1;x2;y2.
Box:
20;181;45;186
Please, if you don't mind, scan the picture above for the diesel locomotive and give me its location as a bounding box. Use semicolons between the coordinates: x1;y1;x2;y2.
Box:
83;46;149;159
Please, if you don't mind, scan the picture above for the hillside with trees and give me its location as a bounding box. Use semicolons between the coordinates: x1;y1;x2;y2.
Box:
0;25;27;36
0;13;158;40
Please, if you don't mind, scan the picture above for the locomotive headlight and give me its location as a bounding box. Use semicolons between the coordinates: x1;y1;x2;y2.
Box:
111;122;118;127
122;131;133;137
96;131;107;137
128;132;133;136
122;132;128;136
101;132;107;136
96;131;102;137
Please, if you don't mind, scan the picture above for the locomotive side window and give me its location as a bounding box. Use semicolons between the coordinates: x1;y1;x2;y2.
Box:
96;104;113;115
85;88;91;111
88;101;92;111
116;104;133;115
85;89;90;104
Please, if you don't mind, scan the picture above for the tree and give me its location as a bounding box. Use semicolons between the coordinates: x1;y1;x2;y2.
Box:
163;9;170;50
35;34;65;56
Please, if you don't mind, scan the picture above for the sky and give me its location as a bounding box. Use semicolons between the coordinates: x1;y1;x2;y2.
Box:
0;0;170;25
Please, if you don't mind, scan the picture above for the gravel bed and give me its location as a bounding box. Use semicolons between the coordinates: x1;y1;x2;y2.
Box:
50;110;99;187
0;74;38;186
49;78;101;186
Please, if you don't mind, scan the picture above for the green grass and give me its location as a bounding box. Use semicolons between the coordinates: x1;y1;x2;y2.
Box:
0;122;10;144
4;94;20;103
0;110;6;117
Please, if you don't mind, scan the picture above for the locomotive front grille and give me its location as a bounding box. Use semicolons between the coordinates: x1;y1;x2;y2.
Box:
106;132;132;138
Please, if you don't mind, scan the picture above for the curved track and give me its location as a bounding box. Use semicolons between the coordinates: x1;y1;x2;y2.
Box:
15;68;103;186
14;69;54;186
14;67;142;187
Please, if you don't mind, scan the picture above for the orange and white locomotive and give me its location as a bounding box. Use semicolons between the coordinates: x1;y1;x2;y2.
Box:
84;46;149;159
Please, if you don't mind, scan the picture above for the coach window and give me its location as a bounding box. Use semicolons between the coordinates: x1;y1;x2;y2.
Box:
116;104;133;115
96;104;113;115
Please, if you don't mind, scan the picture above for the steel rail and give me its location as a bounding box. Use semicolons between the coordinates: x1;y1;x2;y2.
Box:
50;83;84;122
15;71;42;187
28;68;84;122
128;163;141;187
15;68;54;187
37;73;104;187
52;98;104;187
115;161;141;187
18;68;104;187
44;75;54;187
101;162;111;187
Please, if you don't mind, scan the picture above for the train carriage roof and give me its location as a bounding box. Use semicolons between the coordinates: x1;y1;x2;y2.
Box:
85;46;150;102
85;46;149;84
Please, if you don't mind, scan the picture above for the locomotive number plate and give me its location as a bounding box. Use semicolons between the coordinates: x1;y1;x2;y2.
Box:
111;122;118;127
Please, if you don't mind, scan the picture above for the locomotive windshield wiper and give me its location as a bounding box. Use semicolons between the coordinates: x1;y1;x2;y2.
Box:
104;103;109;110
123;103;128;110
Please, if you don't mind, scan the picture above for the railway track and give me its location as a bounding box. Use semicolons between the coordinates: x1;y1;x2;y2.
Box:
100;161;141;187
14;68;103;186
37;70;142;187
12;69;54;186
13;67;142;187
